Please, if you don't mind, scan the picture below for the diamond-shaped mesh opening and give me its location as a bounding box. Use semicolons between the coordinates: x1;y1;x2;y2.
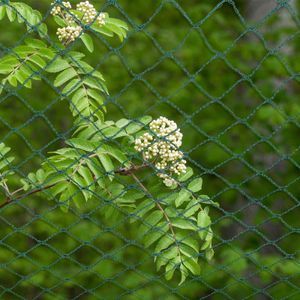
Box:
147;2;191;51
195;58;241;98
144;58;188;97
257;5;298;47
0;0;299;299
221;85;262;125
174;30;213;74
199;2;245;53
190;141;232;169
169;83;207;114
226;32;268;75
192;102;236;136
252;54;292;98
120;31;162;74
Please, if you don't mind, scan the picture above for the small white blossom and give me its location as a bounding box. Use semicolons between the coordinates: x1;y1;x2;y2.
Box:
57;26;82;43
51;1;71;16
53;1;108;43
97;12;106;26
77;1;97;24
62;1;72;9
50;3;61;16
134;117;187;187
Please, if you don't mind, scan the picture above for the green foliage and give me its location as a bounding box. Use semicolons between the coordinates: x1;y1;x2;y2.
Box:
18;111;214;283
0;38;53;93
133;167;216;284
95;14;129;42
52;4;129;51
0;0;215;285
49;53;108;123
0;42;106;122
1;0;298;298
0;143;14;191
0;1;47;36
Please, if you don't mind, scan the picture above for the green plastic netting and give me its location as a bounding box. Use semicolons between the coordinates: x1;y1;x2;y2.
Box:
0;0;299;299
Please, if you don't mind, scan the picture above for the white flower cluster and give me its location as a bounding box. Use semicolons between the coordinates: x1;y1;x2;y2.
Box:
97;12;106;26
134;117;187;186
76;1;106;26
57;26;82;43
50;1;71;16
51;1;107;44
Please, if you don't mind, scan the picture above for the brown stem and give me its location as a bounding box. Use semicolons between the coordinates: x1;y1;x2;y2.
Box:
0;163;149;209
130;173;182;262
115;163;149;176
0;183;56;209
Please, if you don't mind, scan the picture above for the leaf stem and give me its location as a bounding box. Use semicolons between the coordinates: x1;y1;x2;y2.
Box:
0;184;56;209
0;163;148;209
130;172;183;263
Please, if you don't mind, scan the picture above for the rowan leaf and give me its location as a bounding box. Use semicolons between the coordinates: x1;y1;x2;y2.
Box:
188;177;203;192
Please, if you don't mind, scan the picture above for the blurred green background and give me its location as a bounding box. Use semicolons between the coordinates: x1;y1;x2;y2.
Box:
0;0;300;299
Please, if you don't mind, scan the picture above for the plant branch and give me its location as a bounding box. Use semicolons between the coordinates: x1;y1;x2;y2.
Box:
130;172;183;262
0;163;149;209
0;183;56;209
0;177;11;196
115;163;149;175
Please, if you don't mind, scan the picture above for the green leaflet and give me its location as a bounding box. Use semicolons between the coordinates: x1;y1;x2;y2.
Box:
179;244;198;262
179;264;189;285
0;143;15;187
62;78;81;95
178;167;193;182
80;34;94;53
139;210;164;236
165;260;177;281
74;119;131;141
197;208;211;240
155;246;178;271
98;145;129;167
132;199;155;220
86;158;105;188
0;143;14;171
144;223;169;248
188;177;203;192
54;68;77;87
183;257;201;276
46;58;71;73
155;235;174;253
0;6;5;20
172;218;198;231
98;154;114;177
53;15;66;27
104;22;127;42
66;138;130;169
73;173;93;202
77;165;95;192
106;17;129;30
66;138;96;152
175;189;191;207
177;232;199;253
125;116;152;134
90;13;129;41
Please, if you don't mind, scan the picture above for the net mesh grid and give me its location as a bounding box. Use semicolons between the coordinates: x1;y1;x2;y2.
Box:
0;0;299;299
